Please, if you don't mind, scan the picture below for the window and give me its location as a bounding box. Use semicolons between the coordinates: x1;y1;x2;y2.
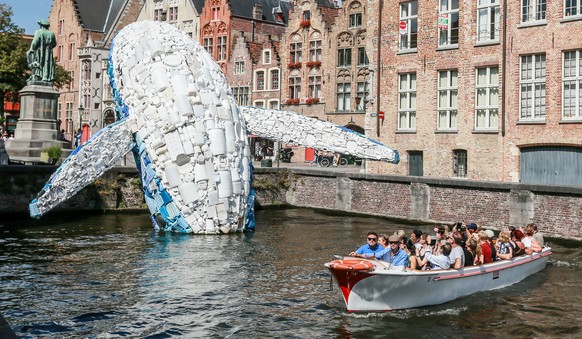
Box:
475;66;499;129
57;45;63;62
437;70;458;130
290;42;302;63
453;150;468;177
357;47;369;66
349;13;362;28
254;101;265;108
303;11;311;21
309;40;322;62
69;43;75;60
66;102;73;134
477;0;500;42
565;0;582;16
398;73;417;130
520;54;546;120
289;76;301;99
357;81;369;111
309;75;321;98
263;50;271;64
59;19;64;35
562;50;582;119
522;0;546;23
82;60;91;80
408;151;423;176
168;7;178;22
235;61;245;74
337;83;351;111
400;1;418;50
270;69;279;90
338;48;352;67
255;70;265;90
212;6;221;21
217;36;227;61
232;87;249;106
203;37;213;55
154;9;164;21
269;100;279;110
438;0;459;46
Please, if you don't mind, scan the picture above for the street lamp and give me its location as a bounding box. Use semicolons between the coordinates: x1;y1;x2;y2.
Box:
78;104;84;132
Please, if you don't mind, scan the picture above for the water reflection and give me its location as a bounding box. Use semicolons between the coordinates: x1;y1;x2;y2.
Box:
0;209;580;337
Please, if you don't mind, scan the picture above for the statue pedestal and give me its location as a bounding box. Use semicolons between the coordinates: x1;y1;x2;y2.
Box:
5;81;70;164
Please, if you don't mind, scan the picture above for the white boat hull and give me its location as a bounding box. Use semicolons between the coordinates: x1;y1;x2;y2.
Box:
325;248;551;312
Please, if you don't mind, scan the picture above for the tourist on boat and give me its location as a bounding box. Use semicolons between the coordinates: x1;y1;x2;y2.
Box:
378;234;388;248
448;232;465;268
466;222;478;235
479;231;493;263
465;238;483;266
484;230;497;261
529;223;545;247
419;233;432;254
410;230;423;250
394;230;406;238
373;234;409;267
495;230;513;260
510;229;527;256
400;237;418;270
416;243;452;270
349;232;385;257
522;225;543;255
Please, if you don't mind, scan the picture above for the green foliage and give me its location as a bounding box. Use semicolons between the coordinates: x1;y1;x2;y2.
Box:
0;4;28;127
53;63;72;89
43;145;62;160
253;172;290;191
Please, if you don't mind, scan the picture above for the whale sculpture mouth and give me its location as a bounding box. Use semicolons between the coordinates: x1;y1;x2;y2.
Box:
28;21;400;235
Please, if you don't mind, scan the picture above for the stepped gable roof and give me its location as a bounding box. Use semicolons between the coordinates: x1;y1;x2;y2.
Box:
73;0;126;33
318;5;339;30
228;0;291;24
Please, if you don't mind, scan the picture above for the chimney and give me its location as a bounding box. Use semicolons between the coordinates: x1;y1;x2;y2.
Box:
252;4;263;20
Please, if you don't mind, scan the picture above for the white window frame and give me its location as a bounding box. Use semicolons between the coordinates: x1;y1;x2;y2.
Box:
168;6;178;22
309;40;322;62
453;149;468;178
290;42;302;63
438;0;459;47
521;0;546;23
475;66;499;130
357;47;369;66
263;50;271;64
232;87;249;106
477;0;500;43
562;50;582;120
520;54;546;121
255;70;265;91
234;61;245;74
400;1;418;50
269;100;279;110
357;81;369;111
269;68;280;90
398;73;417;130
337;83;351;111
437;70;458;130
349;13;362;28
308;75;321;98
253;100;265;108
217;35;227;61
203;37;213;55
565;0;582;17
289;76;301;99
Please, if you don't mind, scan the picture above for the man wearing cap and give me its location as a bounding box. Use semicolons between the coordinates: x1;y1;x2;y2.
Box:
373;235;409;267
349;232;384;257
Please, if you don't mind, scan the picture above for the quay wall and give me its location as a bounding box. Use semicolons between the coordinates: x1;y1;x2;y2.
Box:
1;166;580;240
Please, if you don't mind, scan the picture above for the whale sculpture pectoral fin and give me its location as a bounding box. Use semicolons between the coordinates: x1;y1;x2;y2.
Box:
240;106;400;164
29;119;135;218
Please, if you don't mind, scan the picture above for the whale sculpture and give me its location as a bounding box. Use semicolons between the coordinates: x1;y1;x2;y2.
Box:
29;21;399;234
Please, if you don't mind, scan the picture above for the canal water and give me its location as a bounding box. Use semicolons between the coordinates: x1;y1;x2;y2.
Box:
1;208;580;338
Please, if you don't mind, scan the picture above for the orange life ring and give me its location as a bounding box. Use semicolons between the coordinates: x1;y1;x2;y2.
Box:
328;259;375;272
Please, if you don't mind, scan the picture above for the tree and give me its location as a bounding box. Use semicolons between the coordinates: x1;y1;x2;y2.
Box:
0;4;28;130
54;63;73;90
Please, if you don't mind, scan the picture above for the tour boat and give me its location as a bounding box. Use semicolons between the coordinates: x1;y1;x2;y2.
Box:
324;247;551;312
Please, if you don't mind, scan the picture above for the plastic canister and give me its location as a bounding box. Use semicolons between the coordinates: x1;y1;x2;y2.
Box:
218;170;233;198
208;128;226;156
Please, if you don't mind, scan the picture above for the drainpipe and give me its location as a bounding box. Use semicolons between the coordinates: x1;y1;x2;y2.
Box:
501;0;507;138
375;0;383;137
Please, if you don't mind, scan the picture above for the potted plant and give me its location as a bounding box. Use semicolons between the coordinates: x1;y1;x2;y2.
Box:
300;20;311;28
42;145;62;165
287;62;302;69
306;98;320;105
285;98;300;106
306;61;321;68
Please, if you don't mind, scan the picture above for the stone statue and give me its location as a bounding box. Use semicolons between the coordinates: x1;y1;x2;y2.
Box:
27;19;57;82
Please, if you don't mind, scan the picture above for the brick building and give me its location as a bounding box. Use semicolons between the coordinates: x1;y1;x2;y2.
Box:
370;0;582;186
49;0;142;141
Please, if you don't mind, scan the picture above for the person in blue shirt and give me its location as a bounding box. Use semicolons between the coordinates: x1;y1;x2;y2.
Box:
374;234;409;267
349;232;384;257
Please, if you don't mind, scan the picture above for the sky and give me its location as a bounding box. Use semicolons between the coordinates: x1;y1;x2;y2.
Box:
4;0;54;35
